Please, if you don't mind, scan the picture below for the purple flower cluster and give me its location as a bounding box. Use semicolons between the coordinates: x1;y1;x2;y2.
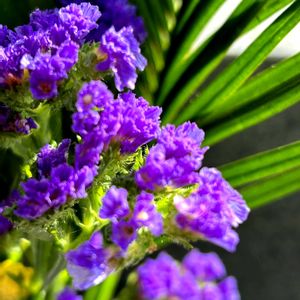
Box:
73;81;161;175
57;0;147;43
3;78;160;222
65;232;113;290
100;187;163;250
136;122;208;190
0;103;37;134
0;3;101;99
96;26;147;91
138;250;240;300
174;167;250;252
14;140;93;220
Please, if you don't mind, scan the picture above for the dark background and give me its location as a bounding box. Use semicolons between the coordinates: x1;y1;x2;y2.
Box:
1;2;300;299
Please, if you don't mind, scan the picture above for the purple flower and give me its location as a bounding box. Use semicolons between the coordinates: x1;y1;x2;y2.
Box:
183;249;226;281
174;167;250;252
57;0;147;43
114;92;161;153
0;215;13;235
132;192;163;236
59;3;101;43
28;9;59;32
111;220;138;251
75;80;114;113
74;133;103;175
49;163;75;208
14;179;51;219
99;186;129;221
72;166;94;199
138;252;201;300
37;139;71;178
73;82;161;161
135;122;207;191
1;3;97;94
96;26;147;91
28;53;67;100
138;250;240;300
56;41;79;72
66;232;112;290
57;288;82;300
72;80;114;141
218;277;240;300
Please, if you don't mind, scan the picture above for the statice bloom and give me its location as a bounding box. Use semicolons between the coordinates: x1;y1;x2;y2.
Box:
136;122;208;191
57;0;146;43
174;167;250;252
100;187;163;251
132;192;163;236
138;250;240;300
72;80;114;137
138;252;201;300
73;81;161;170
65;232;112;290
24;42;79;100
99;186;129;221
0;215;13;235
57;288;82;300
1;3;100;98
14;139;93;220
14;179;52;220
96;26;147;91
37;139;71;178
111;219;138;251
183;249;226;281
58;3;101;43
115;92;162;153
72;81;114;175
0;103;37;134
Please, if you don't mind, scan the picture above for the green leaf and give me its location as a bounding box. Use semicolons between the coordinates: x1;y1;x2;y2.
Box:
239;167;300;209
161;1;294;123
157;0;225;105
203;79;300;146
158;0;295;111
219;141;300;187
84;272;120;300
175;0;201;34
201;53;300;125
175;0;300;123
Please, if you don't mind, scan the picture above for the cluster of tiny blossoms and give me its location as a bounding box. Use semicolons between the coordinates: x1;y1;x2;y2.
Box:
0;0;146;133
138;250;239;300
0;1;250;300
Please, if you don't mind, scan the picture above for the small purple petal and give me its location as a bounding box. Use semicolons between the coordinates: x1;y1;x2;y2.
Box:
99;186;129;221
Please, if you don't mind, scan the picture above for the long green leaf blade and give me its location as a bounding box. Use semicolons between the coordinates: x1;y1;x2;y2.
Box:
157;0;225;105
158;0;294;109
201;53;300;125
219;141;300;187
84;272;120;300
240;168;300;208
176;1;300;123
204;80;300;146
